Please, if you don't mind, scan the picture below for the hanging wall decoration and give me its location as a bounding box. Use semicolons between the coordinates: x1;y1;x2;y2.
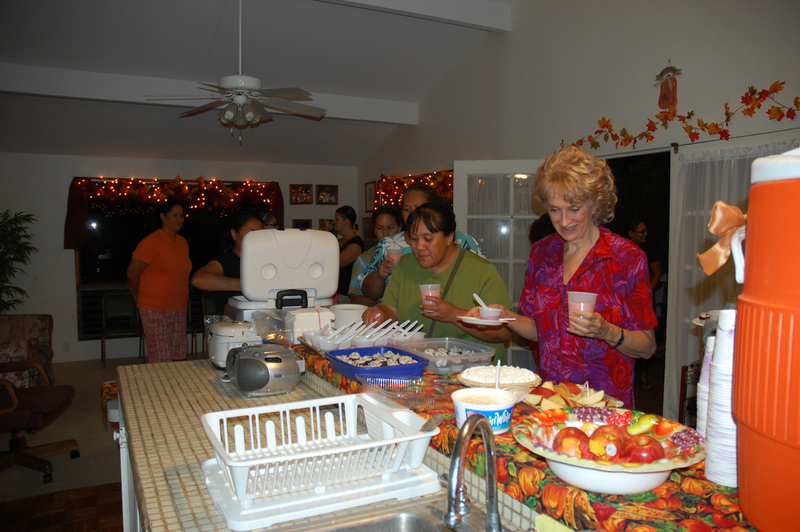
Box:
655;63;682;109
374;170;453;208
571;80;799;150
63;176;284;249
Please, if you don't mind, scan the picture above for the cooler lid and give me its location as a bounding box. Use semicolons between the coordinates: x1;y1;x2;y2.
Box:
751;146;800;185
240;228;339;303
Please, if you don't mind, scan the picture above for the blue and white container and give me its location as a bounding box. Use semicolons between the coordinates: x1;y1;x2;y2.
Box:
451;388;516;434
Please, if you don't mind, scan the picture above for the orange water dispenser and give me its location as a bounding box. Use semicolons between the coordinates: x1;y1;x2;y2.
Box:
733;146;800;531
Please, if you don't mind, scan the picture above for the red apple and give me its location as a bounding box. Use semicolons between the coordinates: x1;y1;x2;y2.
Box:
589;430;625;460
622;435;666;464
553;427;590;457
592;424;629;444
562;381;582;395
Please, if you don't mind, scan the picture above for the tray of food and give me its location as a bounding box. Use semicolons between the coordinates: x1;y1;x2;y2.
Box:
456;364;541;389
522;381;623;410
394;337;495;374
324;346;428;381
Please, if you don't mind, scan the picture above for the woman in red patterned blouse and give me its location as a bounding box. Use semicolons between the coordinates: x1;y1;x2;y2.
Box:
468;146;657;408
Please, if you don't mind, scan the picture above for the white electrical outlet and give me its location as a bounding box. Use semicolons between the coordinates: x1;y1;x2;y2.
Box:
63;342;71;353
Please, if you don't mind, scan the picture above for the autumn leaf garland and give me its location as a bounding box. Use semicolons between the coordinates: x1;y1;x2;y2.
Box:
572;81;799;150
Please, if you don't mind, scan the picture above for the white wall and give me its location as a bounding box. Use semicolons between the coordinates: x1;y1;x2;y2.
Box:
0;152;357;363
358;0;800;185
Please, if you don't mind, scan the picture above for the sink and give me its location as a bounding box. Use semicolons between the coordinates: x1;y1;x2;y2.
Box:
266;487;524;532
326;510;450;532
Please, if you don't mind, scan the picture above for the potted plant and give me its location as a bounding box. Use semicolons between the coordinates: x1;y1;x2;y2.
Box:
0;210;38;314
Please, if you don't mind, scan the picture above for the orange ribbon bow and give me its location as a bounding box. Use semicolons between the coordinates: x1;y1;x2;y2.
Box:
697;201;747;276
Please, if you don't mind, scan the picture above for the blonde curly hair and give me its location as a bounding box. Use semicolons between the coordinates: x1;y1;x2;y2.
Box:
532;146;617;225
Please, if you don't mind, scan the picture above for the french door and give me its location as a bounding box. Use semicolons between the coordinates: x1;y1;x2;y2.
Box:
453;160;541;307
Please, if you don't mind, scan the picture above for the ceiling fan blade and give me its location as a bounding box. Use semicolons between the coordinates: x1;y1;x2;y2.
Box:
256;87;312;101
260;97;326;119
197;82;231;94
247;100;274;123
145;96;219;101
179;99;228;118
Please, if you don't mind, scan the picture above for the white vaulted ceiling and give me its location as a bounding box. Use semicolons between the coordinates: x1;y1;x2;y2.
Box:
0;0;511;166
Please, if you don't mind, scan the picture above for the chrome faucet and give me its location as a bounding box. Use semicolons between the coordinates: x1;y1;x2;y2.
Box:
444;414;502;532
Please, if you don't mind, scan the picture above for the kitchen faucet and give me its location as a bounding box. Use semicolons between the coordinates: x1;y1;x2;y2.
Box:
444;414;502;532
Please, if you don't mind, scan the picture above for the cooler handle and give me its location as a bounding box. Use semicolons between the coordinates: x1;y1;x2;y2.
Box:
730;226;746;284
275;289;308;309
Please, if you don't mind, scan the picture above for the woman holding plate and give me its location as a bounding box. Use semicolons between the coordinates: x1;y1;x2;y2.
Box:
466;146;657;407
362;200;512;363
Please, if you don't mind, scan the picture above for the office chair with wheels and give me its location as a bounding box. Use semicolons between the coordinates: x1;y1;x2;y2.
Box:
0;362;79;483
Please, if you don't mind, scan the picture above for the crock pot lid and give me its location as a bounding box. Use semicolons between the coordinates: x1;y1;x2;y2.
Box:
209;320;256;337
751;146;800;185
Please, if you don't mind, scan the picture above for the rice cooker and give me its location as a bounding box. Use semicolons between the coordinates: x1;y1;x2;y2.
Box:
208;320;262;369
225;343;303;397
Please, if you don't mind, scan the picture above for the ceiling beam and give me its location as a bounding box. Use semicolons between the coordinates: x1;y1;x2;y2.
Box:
0;63;418;126
315;0;512;32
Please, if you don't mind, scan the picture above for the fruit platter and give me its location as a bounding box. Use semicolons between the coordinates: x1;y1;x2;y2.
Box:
523;381;623;410
513;407;706;495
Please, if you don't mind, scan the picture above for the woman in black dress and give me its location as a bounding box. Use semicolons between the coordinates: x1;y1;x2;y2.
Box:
334;205;365;302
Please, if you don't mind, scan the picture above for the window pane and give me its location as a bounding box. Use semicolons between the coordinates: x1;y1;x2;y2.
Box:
467;174;509;215
467;218;510;260
513;174;536;215
513;218;533;261
511;261;527;305
491;261;510;301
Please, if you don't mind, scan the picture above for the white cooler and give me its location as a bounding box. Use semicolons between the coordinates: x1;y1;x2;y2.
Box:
224;228;339;345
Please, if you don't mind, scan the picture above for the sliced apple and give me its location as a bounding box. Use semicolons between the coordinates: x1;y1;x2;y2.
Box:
579;390;605;406
563;382;582;395
541;381;555;391
531;386;556;399
525;394;543;406
540;397;563;410
554;384;572;399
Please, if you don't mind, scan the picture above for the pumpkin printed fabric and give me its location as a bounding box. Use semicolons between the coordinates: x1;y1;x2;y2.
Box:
299;346;755;531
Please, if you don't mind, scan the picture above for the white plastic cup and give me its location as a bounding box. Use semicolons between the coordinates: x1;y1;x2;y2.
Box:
420;284;441;304
479;307;502;321
567;291;597;316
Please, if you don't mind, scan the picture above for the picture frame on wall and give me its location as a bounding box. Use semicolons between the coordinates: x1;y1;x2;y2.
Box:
292;219;312;230
319;218;335;233
316;185;338;205
289;184;313;205
364;181;376;212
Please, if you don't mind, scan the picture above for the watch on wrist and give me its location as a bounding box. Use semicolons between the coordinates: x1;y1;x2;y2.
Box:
615;328;625;348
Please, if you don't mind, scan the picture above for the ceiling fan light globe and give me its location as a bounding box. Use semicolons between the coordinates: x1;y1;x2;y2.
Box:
241;103;261;124
218;102;238;123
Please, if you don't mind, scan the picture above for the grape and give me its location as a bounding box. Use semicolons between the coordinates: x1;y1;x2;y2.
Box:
671;428;705;452
572;406;614;423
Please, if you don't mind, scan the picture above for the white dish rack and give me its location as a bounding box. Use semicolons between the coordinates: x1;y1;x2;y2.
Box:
200;393;442;530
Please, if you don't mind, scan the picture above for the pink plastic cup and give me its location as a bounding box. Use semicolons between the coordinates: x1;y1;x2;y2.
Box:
567;291;597;316
419;284;441;305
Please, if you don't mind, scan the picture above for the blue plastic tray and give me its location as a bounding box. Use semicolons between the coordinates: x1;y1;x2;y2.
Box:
324;346;427;381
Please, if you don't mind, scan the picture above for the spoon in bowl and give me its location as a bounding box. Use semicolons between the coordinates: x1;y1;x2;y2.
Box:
473;293;490;310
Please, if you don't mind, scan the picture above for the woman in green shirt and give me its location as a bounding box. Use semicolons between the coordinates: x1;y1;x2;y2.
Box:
362;200;512;362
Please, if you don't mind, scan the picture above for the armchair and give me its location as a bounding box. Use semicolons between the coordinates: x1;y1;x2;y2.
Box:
0;314;55;387
0;361;79;483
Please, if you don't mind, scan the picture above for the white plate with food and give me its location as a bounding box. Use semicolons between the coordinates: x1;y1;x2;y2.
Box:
691;309;721;327
458;316;516;326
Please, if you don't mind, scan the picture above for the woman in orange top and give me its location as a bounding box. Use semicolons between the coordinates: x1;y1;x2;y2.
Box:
127;200;192;363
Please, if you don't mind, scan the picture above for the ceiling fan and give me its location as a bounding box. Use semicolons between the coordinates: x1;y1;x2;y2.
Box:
146;0;325;142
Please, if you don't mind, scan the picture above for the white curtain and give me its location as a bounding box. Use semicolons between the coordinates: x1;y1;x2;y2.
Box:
663;138;800;420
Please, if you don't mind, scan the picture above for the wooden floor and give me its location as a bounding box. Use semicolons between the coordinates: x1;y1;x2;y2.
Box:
0;482;122;532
